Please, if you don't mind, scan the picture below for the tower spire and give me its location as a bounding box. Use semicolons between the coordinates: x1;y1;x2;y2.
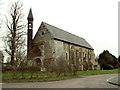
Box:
27;8;33;20
27;8;33;60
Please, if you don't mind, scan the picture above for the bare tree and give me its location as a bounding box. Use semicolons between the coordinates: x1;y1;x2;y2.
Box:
3;1;26;66
0;0;2;28
18;50;27;79
0;50;4;71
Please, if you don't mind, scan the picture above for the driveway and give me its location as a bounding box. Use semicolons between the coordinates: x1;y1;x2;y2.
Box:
2;74;119;88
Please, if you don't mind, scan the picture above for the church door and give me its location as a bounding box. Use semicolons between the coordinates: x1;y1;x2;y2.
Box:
35;58;41;71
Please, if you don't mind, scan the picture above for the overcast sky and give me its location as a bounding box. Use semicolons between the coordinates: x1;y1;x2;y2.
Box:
0;0;119;57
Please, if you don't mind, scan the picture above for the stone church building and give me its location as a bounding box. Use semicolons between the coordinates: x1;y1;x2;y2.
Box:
27;9;99;71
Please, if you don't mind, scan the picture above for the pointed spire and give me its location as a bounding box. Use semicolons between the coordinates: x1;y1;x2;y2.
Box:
27;8;33;20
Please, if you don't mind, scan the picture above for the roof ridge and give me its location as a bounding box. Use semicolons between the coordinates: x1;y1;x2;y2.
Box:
43;22;85;40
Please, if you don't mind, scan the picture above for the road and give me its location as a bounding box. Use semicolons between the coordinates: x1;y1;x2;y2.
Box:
2;74;119;88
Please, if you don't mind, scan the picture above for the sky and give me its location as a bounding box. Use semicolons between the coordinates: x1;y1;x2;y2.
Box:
0;0;119;57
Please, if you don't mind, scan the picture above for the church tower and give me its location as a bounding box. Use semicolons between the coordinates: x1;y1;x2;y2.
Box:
27;8;33;60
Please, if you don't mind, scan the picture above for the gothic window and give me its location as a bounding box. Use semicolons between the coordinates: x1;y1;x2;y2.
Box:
85;54;87;60
88;51;91;60
66;53;68;61
83;52;86;61
89;54;91;60
88;51;89;59
83;52;84;58
79;52;82;60
71;46;74;50
71;46;75;64
71;51;74;64
79;48;82;60
76;50;79;61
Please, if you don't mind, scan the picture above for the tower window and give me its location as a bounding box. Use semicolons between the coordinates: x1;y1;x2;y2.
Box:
29;23;32;29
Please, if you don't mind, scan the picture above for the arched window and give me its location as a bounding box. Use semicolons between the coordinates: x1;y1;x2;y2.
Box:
83;52;85;60
66;53;68;61
35;58;41;66
71;46;75;64
79;52;82;60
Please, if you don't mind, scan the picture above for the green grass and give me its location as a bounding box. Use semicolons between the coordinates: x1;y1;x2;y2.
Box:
77;69;119;76
2;69;119;83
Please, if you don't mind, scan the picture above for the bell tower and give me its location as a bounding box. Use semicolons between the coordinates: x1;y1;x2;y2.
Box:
27;8;33;60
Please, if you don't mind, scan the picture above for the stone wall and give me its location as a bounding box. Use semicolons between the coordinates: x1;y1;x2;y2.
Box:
53;39;99;70
31;23;99;71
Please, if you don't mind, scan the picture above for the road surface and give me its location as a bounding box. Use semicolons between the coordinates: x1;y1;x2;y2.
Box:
2;74;119;88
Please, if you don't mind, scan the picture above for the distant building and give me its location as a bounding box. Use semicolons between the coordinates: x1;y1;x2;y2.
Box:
27;9;99;71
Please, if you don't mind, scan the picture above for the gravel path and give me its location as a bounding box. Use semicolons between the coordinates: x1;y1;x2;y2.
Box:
2;74;119;88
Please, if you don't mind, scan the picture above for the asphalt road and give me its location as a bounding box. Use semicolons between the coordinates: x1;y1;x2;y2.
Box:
2;74;119;88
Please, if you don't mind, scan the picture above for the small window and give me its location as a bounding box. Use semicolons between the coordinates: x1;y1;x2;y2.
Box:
41;32;44;35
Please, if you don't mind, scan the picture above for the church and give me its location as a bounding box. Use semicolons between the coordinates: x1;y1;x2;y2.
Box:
27;9;99;71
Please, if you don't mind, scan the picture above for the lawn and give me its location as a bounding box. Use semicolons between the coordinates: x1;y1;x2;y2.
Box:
77;69;119;76
2;69;119;83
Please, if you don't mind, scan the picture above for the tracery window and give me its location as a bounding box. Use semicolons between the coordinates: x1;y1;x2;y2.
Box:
71;46;75;64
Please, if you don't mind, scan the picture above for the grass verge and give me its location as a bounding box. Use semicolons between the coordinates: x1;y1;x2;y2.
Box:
2;69;119;83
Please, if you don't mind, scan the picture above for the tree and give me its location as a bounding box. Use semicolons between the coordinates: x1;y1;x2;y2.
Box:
18;51;27;79
0;0;3;28
118;55;120;63
0;50;4;67
3;1;26;66
98;50;119;70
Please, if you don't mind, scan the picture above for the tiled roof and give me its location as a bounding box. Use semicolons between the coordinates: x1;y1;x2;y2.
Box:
43;22;93;50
